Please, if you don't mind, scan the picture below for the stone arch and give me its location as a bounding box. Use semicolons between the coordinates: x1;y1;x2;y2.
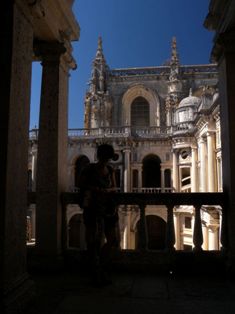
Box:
135;214;167;250
122;85;160;127
131;208;167;232
142;154;161;188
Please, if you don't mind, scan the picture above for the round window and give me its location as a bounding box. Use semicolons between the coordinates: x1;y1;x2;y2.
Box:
181;150;189;159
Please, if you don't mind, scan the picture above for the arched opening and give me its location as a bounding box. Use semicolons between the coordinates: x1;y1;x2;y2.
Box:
68;214;84;248
115;168;121;190
136;215;166;250
181;167;191;192
132;169;138;189
164;169;171;188
74;155;90;188
131;96;150;127
142;154;161;187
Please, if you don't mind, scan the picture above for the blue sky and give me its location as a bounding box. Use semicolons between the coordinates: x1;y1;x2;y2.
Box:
30;0;214;130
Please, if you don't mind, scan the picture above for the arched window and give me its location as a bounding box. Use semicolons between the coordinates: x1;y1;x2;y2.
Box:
142;154;161;187
131;97;150;127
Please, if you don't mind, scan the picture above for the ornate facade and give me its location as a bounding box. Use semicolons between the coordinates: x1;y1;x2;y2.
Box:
29;37;221;251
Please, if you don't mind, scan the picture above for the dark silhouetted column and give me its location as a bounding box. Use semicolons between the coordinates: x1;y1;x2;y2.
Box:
35;41;70;263
0;2;34;312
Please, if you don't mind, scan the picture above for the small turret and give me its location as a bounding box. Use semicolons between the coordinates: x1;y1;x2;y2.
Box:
84;37;113;129
165;37;182;126
89;36;108;94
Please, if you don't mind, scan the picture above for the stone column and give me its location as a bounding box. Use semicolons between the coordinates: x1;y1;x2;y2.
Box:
138;166;142;192
174;212;181;250
172;150;179;192
123;209;131;249
31;147;37;191
199;138;207;192
217;31;235;265
193;205;203;251
161;167;165;192
0;2;34;311
202;223;208;250
166;205;175;251
191;146;198;192
35;41;71;260
207;131;216;192
216;156;223;192
208;227;219;250
123;148;131;192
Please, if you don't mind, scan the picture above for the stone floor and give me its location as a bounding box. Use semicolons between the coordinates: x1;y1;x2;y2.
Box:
25;268;235;314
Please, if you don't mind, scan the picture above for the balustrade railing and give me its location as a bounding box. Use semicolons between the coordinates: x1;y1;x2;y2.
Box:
69;187;174;193
29;126;173;141
59;192;226;253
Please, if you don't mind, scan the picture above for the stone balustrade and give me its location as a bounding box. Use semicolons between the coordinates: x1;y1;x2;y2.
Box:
29;126;174;141
56;191;226;252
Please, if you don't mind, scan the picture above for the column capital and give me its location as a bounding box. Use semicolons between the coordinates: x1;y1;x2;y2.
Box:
198;136;206;144
123;148;131;153
34;40;66;60
206;130;216;137
212;29;235;62
191;145;198;151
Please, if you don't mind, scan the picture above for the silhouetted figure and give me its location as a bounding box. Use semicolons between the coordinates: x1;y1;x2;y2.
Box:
78;144;120;286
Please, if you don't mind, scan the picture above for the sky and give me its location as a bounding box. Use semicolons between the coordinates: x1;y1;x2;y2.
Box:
29;0;214;130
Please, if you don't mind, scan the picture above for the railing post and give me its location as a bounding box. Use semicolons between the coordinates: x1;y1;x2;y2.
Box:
165;204;176;251
138;203;148;250
193;205;203;251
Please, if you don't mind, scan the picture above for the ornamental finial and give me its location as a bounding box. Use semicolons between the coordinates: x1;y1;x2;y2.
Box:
96;36;104;59
170;37;179;66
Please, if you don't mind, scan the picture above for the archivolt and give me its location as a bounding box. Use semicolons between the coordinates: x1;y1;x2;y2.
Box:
122;85;160;126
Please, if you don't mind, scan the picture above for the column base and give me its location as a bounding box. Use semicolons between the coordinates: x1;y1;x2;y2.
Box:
3;273;35;314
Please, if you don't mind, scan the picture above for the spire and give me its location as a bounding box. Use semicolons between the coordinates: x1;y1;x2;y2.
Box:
169;37;180;82
89;36;108;94
95;36;105;60
170;37;179;66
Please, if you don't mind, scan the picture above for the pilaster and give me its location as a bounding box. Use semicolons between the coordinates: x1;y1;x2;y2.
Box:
123;148;131;192
35;40;71;261
207;131;216;192
198;137;207;192
191;146;198;192
216;29;235;265
172;150;179;192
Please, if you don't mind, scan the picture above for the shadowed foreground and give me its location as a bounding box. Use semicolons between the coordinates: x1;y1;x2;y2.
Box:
25;268;235;314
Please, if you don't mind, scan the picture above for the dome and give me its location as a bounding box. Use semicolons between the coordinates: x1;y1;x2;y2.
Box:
174;92;200;128
178;95;200;108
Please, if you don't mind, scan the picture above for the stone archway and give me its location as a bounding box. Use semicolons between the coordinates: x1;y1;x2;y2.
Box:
136;215;166;250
